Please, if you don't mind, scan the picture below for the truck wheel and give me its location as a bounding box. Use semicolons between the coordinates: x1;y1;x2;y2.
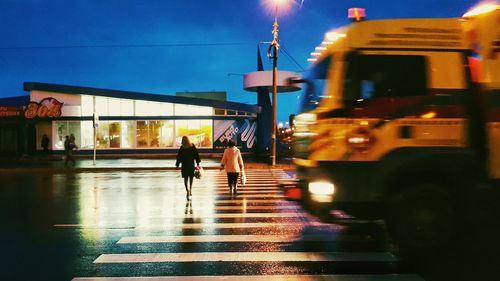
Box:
386;184;457;255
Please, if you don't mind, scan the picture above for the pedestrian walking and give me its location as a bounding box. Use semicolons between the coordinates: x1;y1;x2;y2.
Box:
176;136;201;200
220;139;244;194
41;134;50;153
64;135;77;166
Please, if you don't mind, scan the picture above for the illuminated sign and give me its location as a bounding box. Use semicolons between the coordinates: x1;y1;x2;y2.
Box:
214;120;257;151
0;106;22;117
24;97;63;119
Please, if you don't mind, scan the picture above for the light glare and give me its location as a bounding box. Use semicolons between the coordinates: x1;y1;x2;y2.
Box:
261;0;300;16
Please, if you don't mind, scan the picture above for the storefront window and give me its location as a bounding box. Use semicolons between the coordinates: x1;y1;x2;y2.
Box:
109;121;121;148
121;121;135;148
96;121;110;148
175;120;212;148
81;121;93;149
54;121;81;150
136;121;149;147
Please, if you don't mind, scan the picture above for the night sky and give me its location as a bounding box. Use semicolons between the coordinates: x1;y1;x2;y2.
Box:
0;0;479;122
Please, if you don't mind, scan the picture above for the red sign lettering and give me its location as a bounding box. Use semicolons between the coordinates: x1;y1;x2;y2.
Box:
24;97;63;119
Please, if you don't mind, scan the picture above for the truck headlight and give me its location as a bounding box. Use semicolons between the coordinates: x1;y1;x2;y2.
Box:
308;181;335;203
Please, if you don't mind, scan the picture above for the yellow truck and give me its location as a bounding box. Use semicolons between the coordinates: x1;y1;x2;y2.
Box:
289;4;500;252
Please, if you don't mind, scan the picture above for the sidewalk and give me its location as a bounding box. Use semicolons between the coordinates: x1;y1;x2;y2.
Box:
0;155;295;173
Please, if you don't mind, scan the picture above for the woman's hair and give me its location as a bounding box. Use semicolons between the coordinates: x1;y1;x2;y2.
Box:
227;139;236;147
181;136;192;147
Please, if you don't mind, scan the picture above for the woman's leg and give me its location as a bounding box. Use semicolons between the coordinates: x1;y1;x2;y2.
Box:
227;173;238;192
226;173;232;191
188;176;194;196
233;172;240;192
183;177;190;199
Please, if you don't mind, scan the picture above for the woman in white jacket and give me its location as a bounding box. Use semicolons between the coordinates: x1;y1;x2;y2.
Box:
220;139;244;194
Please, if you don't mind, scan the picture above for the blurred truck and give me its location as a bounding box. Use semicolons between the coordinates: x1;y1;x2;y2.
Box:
288;3;500;253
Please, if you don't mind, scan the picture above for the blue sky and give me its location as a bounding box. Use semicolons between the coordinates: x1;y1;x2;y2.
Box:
0;0;478;122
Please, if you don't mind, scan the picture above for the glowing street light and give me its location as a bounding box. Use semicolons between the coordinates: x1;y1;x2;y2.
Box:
262;0;295;166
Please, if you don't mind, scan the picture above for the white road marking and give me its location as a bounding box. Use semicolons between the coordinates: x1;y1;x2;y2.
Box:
135;221;326;230
73;274;425;281
117;234;371;244
94;251;397;263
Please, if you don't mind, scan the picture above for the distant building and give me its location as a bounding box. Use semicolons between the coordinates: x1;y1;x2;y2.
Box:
0;82;260;156
176;91;227;102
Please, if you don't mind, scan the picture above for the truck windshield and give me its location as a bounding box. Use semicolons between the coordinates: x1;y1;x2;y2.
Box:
343;54;427;103
298;56;332;113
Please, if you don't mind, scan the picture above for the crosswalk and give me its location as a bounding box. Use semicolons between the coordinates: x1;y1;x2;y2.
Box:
69;169;424;281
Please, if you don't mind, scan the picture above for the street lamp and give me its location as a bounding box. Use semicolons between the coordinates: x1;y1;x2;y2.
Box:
264;0;291;166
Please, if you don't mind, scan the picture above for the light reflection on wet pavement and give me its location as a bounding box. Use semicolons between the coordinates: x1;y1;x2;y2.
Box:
0;169;464;280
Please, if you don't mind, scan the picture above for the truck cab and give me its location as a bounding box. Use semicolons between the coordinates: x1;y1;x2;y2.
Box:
291;5;500;252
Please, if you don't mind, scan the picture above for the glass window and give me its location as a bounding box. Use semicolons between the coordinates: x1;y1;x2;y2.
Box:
136;121;149;147
96;121;110;148
174;120;212;148
148;102;163;116
214;109;225;115
54;121;68;150
81;95;94;116
120;99;134;116
160;103;174;116
109;121;121;148
343;54;427;104
108;98;121;116
95;97;109;116
53;121;81;150
226;110;236;115
299;55;332;113
175;104;213;116
121;121;135;148
135;101;150;116
81;121;93;149
159;121;174;147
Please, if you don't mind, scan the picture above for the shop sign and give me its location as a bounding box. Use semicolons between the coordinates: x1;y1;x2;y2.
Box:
24;97;63;119
0;106;22;117
214;119;257;151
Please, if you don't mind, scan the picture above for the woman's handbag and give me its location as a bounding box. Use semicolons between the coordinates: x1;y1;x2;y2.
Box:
194;165;204;179
240;170;247;186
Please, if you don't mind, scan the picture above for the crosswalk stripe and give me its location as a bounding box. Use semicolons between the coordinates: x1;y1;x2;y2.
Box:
163;212;306;219
135;222;326;230
72;274;425;281
94;251;397;263
117;234;371;244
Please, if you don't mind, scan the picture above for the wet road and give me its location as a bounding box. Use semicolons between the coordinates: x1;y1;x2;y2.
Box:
0;169;497;280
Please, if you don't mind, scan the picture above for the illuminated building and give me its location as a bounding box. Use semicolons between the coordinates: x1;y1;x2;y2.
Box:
0;82;259;156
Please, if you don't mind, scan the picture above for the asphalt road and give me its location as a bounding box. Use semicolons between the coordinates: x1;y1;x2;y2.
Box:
0;169;498;280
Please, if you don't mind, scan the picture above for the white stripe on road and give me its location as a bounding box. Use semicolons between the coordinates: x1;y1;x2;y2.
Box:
73;274;425;281
135;222;327;230
117;234;371;244
94;251;397;263
55;221;331;229
177;212;305;218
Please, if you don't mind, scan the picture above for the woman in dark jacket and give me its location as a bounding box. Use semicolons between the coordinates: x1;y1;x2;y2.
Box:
176;136;201;200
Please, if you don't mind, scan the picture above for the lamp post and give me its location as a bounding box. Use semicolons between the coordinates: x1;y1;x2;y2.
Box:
270;16;279;166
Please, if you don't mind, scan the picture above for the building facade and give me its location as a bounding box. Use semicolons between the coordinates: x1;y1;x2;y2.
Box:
0;82;260;156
